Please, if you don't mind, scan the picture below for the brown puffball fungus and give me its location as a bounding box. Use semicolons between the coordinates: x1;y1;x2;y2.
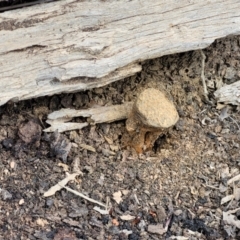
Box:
125;88;179;153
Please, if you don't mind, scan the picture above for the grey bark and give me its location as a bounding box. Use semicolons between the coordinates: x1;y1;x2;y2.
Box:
1;0;240;106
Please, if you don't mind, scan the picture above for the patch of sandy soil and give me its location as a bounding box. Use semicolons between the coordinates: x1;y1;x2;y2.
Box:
0;36;240;239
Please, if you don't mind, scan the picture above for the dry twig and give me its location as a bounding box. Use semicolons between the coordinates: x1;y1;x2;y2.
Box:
62;185;106;208
200;50;209;101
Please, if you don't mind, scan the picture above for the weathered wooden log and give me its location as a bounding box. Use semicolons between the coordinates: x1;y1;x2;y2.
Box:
1;0;240;106
214;81;240;105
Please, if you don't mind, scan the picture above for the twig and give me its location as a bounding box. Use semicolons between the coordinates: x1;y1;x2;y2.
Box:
133;189;140;205
60;185;106;208
200;50;209;101
164;213;173;231
201;183;219;189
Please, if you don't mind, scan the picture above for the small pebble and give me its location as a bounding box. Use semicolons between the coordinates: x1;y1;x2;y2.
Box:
119;202;128;212
0;188;12;200
69;207;89;217
128;232;140;240
46;198;54;208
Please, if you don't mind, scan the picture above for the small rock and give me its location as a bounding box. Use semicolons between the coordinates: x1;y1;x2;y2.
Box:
102;148;116;156
224;67;237;80
97;173;105;186
61;94;73;108
119;202;128;212
50;131;71;162
69;207;89;218
83;166;93;174
108;226;120;235
54;228;77;240
0;188;12;200
174;209;183;216
0;129;7;141
89;216;103;228
46;198;54;208
128;232;140;240
73;93;89;108
2;138;14;150
18;119;42;144
102;215;109;225
147;224;167;235
62;218;79;227
49;95;60;111
156;206;167;223
138;220;146;231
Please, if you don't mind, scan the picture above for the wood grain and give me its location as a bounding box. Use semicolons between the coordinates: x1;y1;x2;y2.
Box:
215;81;240;105
1;0;240;105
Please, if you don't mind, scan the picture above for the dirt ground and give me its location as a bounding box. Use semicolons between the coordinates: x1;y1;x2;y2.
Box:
1;36;240;240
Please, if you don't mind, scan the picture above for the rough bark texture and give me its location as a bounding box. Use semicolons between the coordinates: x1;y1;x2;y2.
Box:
1;0;240;106
215;81;240;105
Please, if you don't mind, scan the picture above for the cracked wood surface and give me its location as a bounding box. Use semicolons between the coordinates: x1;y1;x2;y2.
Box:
215;81;240;105
1;0;240;105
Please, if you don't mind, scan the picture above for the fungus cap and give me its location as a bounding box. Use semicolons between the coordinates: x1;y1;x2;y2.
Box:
134;88;179;128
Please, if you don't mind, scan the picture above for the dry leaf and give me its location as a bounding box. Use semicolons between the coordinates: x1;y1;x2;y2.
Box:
119;229;133;236
190;186;198;195
234;187;240;201
104;136;113;145
97;174;104;186
221;195;233;205
113;191;122;204
216;103;226;110
223;209;240;228
43;173;79;197
79;144;96;152
220;165;230;179
58;163;69;172
219;183;228;193
122;190;130;196
71;143;78;148
93;206;109;215
224;225;235;237
120;214;135;221
72;157;81;173
219;106;230;121
36;218;49;227
228;174;240;185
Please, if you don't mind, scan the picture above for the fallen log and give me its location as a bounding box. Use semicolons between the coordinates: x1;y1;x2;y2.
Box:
214;81;240;105
1;0;240;106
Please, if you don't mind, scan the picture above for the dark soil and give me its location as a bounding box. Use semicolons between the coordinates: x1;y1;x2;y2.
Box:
1;35;240;240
